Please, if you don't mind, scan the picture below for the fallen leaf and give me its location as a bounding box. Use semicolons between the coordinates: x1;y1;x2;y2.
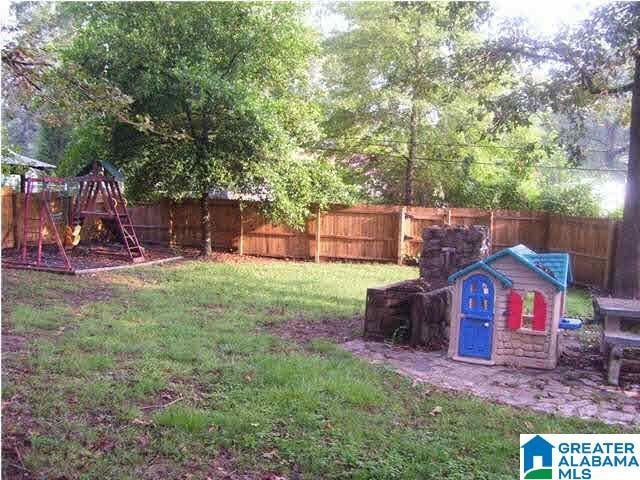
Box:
262;449;279;459
429;406;443;416
132;418;151;426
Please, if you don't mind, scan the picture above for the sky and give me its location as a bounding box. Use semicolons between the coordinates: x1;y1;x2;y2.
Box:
490;0;605;36
311;0;604;38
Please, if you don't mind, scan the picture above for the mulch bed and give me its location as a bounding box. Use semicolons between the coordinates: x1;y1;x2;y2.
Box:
261;315;363;345
2;244;182;273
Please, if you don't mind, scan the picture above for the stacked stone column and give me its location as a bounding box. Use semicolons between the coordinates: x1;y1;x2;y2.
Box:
419;225;490;287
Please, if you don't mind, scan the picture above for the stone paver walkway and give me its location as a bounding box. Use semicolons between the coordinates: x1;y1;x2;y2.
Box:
343;339;640;427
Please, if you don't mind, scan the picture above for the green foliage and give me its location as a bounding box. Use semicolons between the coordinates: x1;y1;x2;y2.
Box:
319;2;574;209
565;288;594;321
55;121;112;176
535;182;602;217
257;152;360;228
54;1;352;232
0;126;28;176
36;123;69;166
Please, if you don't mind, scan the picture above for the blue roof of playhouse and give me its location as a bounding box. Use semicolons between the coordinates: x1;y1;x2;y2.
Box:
448;244;572;291
446;261;514;287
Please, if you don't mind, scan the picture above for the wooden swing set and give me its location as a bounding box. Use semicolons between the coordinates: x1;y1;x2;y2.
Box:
4;163;145;273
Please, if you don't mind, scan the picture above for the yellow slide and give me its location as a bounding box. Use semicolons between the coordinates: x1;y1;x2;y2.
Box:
63;224;82;249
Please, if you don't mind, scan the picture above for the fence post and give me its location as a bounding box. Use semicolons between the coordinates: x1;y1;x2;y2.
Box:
489;210;494;250
604;219;617;291
314;206;322;263
544;211;552;251
397;206;406;265
14;191;23;250
168;200;175;247
442;207;452;225
238;203;244;256
12;190;18;249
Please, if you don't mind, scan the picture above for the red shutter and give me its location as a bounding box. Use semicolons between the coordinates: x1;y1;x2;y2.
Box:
507;291;523;330
532;292;547;331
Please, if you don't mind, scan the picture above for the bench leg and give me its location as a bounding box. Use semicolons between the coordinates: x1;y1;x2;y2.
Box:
607;346;623;386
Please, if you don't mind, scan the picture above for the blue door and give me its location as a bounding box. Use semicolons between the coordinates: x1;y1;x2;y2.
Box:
459;274;494;359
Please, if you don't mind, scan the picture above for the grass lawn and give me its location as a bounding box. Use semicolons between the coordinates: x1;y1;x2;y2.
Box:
564;287;594;320
1;259;628;479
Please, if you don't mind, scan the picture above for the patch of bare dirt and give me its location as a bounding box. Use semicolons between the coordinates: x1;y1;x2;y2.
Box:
1;334;26;356
1;268;116;312
2;393;36;480
198;251;284;264
141;448;292;480
2;244;183;272
194;447;294;480
1;446;33;480
178;248;318;265
261;315;363;345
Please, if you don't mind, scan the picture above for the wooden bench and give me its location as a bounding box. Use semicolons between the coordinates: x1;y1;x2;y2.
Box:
593;296;640;385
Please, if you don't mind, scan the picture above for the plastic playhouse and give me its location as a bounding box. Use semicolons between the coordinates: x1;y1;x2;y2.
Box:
447;244;576;369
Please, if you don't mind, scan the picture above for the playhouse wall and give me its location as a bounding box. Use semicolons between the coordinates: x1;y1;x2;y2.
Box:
490;256;562;369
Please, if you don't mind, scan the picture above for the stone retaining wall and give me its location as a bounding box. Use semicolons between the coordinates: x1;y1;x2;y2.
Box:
419;225;490;287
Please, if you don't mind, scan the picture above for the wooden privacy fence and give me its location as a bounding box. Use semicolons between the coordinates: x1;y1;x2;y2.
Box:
127;200;619;290
1;190;619;290
1;187;69;250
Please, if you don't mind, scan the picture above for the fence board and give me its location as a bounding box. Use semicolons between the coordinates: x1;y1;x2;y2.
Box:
547;214;614;288
404;207;447;257
243;205;310;259
128;200;170;245
492;209;547;252
1;194;622;290
319;205;399;261
1;187;15;248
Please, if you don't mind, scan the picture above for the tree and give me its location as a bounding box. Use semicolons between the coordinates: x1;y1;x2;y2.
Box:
321;2;534;205
489;2;639;297
12;2;354;256
36;123;69;165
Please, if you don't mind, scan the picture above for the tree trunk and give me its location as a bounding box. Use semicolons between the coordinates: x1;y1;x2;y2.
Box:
404;17;423;206
404;97;419;205
613;46;640;298
200;191;212;257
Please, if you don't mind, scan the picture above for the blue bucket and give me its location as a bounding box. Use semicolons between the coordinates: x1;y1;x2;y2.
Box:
559;317;582;330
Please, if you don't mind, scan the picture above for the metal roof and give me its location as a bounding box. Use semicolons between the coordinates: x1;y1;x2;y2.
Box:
1;150;55;170
78;160;125;181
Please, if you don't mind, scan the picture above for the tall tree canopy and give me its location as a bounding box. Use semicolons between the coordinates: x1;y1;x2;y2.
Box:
321;1;552;206
489;2;639;297
4;1;355;255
